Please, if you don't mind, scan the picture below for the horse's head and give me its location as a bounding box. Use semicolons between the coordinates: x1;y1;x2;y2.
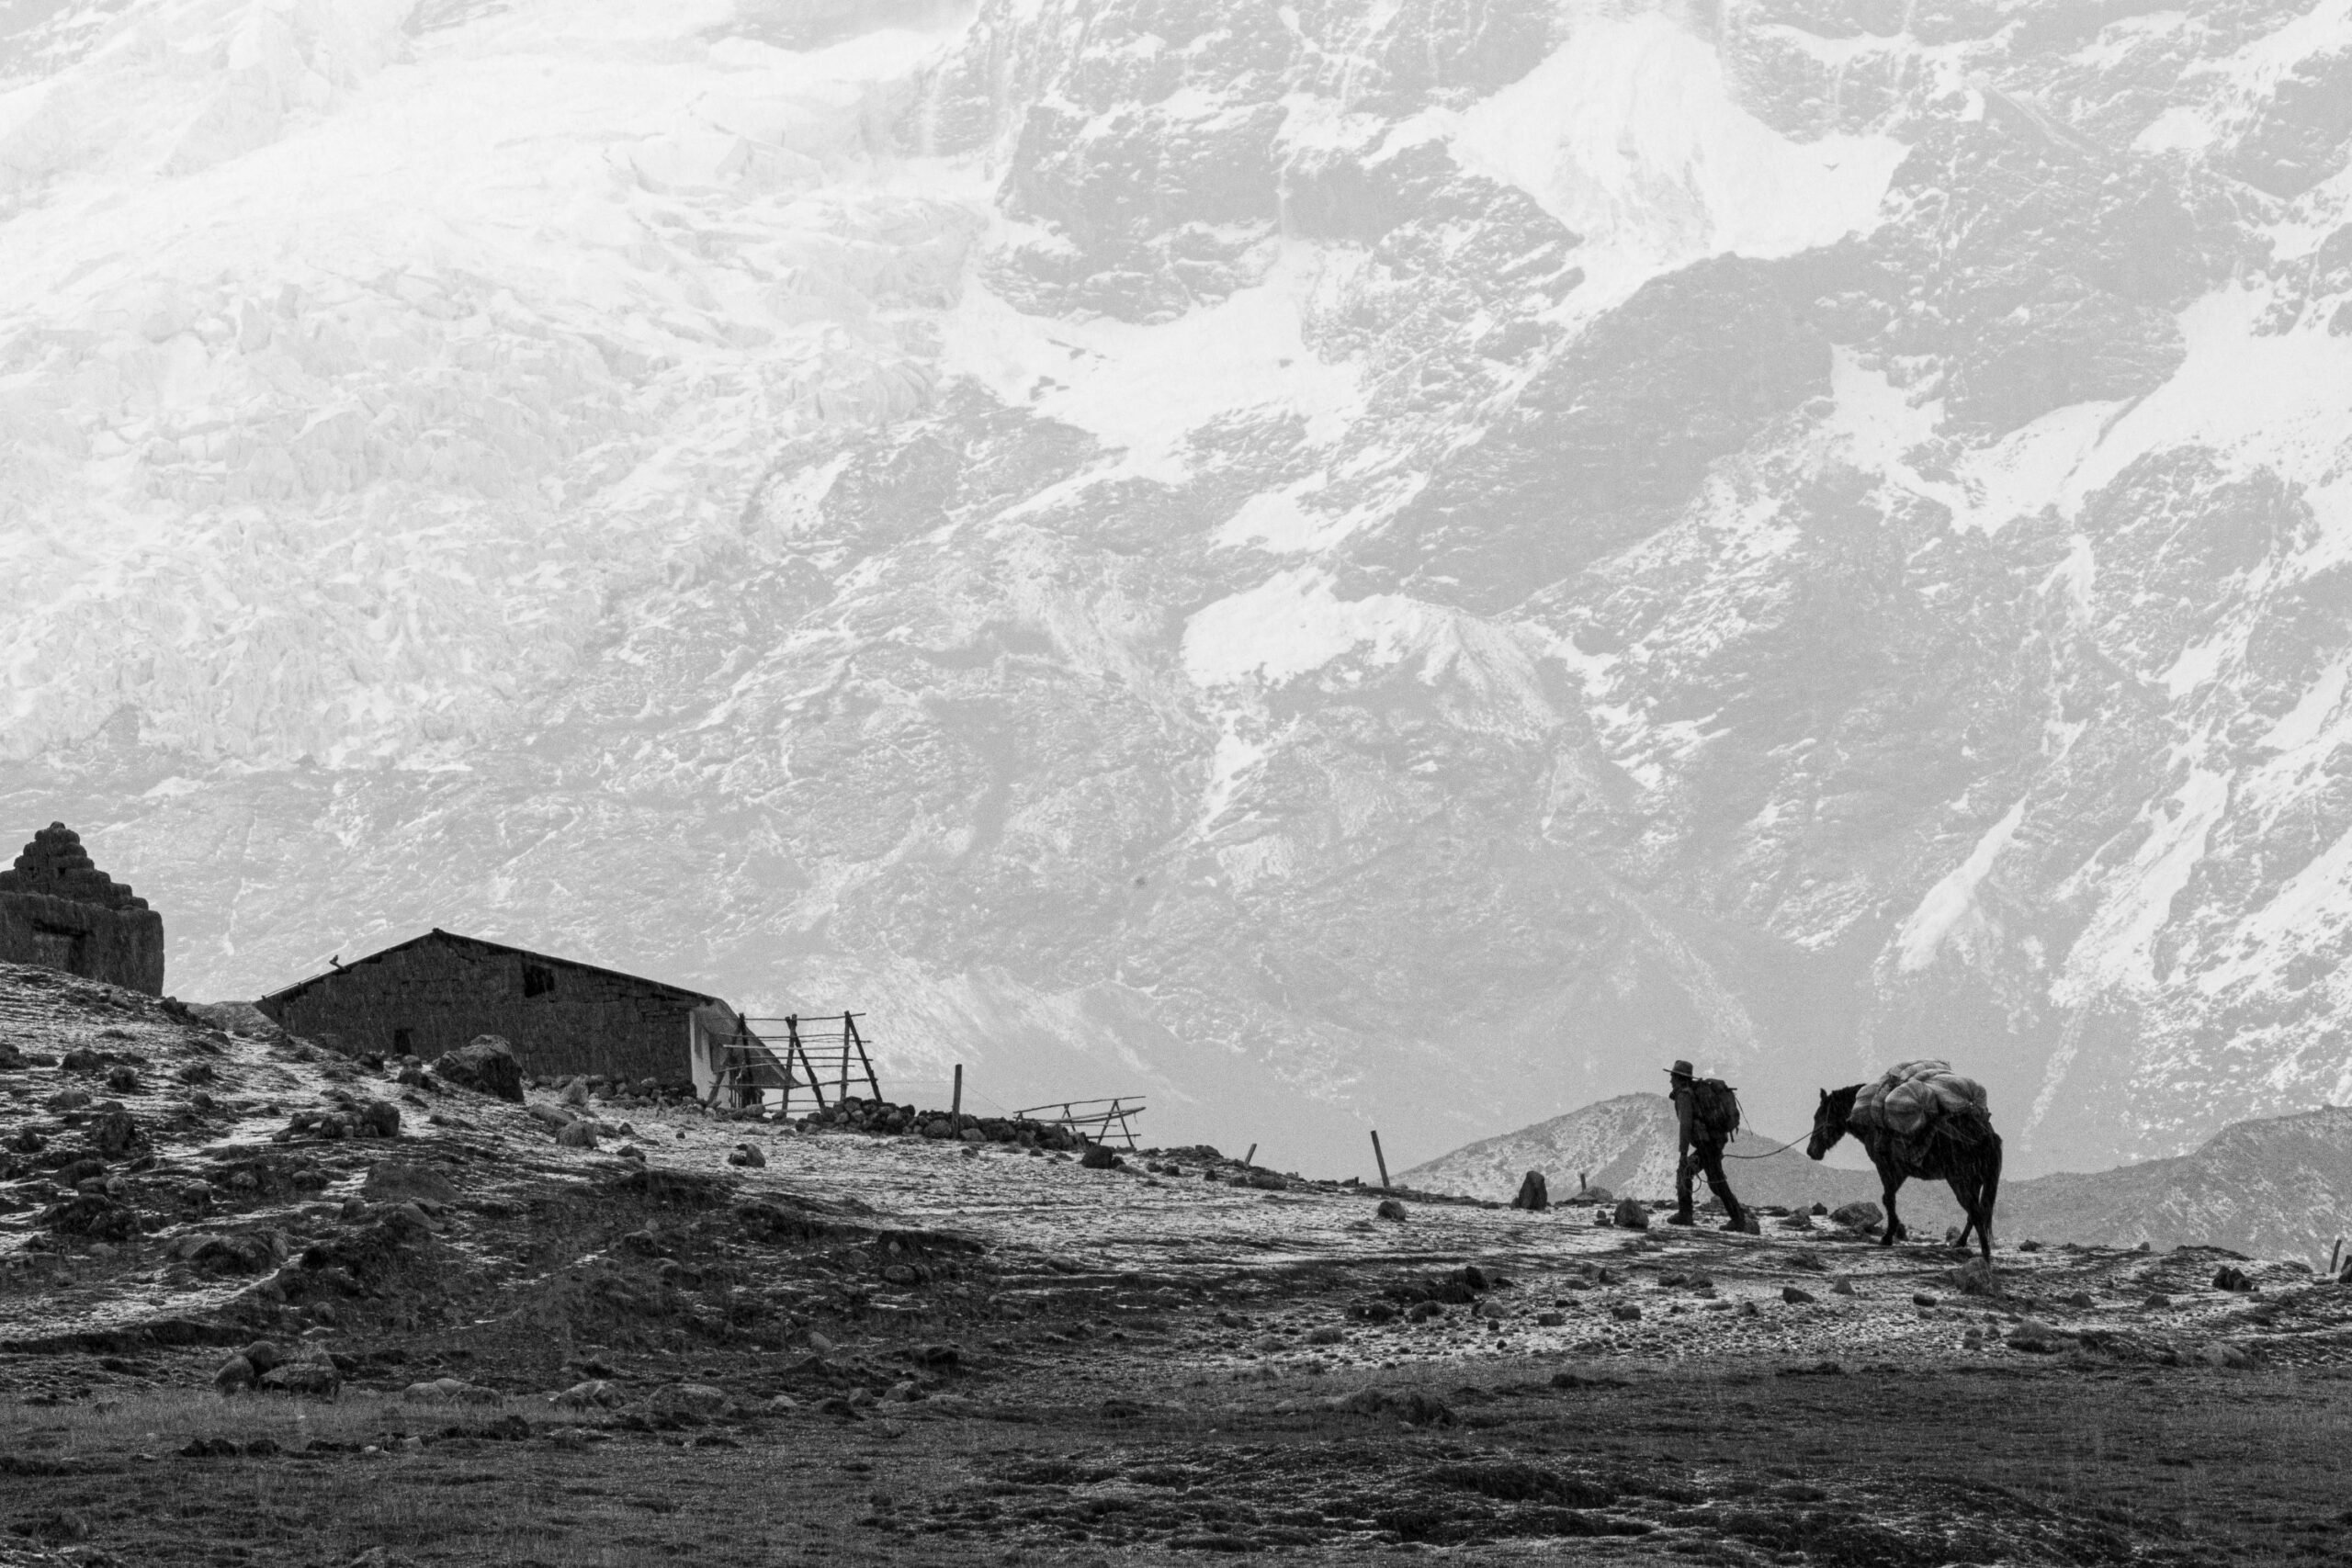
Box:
1807;1086;1859;1161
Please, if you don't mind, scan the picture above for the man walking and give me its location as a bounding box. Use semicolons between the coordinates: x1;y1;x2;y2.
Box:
1668;1059;1749;1231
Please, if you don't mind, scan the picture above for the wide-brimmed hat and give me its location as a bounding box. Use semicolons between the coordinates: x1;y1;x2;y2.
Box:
1667;1059;1694;1077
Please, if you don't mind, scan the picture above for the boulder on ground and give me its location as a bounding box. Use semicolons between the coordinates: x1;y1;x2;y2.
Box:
556;1121;599;1150
727;1142;765;1168
429;1036;525;1102
261;1360;341;1398
1781;1286;1815;1305
213;1354;257;1393
1246;1168;1285;1190
172;1232;278;1275
560;1077;592;1108
1576;1184;1613;1203
1510;1171;1549;1211
2006;1317;2069;1353
1080;1144;1119;1170
2199;1341;2256;1369
1612;1198;1650;1230
549;1380;619;1409
1829;1201;1883;1230
2212;1265;2256;1293
653;1382;729;1415
1340;1387;1453;1427
1947;1258;2000;1296
362;1162;458;1206
1375;1198;1408;1222
89;1105;143;1157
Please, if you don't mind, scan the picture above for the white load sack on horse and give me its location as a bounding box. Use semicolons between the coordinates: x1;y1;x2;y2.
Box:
1851;1059;1988;1139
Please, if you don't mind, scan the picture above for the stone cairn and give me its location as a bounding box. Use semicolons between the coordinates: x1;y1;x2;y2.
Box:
0;823;153;911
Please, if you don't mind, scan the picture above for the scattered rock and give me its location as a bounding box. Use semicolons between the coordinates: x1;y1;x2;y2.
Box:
2007;1318;2070;1354
548;1381;620;1410
1340;1387;1454;1427
428;1036;525;1102
1831;1279;1856;1296
403;1377;496;1404
213;1354;257;1393
1535;1311;1566;1326
361;1163;458;1206
1610;1303;1642;1322
2212;1265;2256;1293
1947;1258;2000;1297
727;1142;766;1168
1079;1145;1119;1170
88;1104;143;1157
1509;1171;1548;1211
1829;1201;1883;1230
1246;1168;1285;1190
1776;1212;1815;1230
556;1121;599;1150
1611;1198;1650;1230
1912;1293;1939;1308
1781;1287;1815;1305
2199;1341;2256;1370
1375;1198;1408;1222
261;1359;342;1397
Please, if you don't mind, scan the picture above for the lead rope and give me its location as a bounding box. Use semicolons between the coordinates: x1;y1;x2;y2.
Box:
1724;1134;1807;1160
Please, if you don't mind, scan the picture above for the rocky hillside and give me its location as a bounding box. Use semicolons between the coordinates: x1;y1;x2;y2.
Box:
3;0;2350;1177
1999;1105;2352;1260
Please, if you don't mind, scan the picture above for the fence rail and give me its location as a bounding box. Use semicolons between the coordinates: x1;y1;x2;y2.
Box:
1012;1095;1145;1150
714;1012;881;1117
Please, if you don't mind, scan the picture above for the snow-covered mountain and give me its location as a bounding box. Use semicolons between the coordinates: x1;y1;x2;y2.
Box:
4;0;2350;1179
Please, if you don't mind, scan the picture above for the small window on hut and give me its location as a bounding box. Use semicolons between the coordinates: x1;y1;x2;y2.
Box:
523;964;556;998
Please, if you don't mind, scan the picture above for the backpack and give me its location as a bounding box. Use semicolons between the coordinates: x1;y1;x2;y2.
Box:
1689;1077;1742;1139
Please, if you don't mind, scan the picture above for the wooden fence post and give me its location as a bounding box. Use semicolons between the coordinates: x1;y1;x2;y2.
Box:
952;1064;964;1132
1242;1143;1257;1169
1370;1130;1391;1190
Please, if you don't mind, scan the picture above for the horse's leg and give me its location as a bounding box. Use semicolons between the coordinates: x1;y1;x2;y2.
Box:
1945;1170;1976;1250
1879;1163;1905;1245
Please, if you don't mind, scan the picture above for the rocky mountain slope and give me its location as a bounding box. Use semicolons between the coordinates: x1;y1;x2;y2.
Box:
1408;1091;2352;1260
3;0;2350;1177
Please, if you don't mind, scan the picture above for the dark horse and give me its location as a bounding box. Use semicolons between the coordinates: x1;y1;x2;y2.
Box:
1807;1085;2003;1265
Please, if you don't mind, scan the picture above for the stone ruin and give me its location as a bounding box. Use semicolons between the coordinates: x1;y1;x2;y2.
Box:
0;822;165;994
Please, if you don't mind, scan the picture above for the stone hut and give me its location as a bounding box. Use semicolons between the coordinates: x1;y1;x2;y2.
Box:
253;927;770;1088
0;823;165;994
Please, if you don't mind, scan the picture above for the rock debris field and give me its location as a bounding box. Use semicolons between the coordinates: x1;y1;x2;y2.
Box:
2;960;2350;1567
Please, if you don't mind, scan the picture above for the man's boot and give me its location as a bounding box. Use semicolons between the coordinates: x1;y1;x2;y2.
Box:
1668;1209;1696;1226
1721;1204;1750;1233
